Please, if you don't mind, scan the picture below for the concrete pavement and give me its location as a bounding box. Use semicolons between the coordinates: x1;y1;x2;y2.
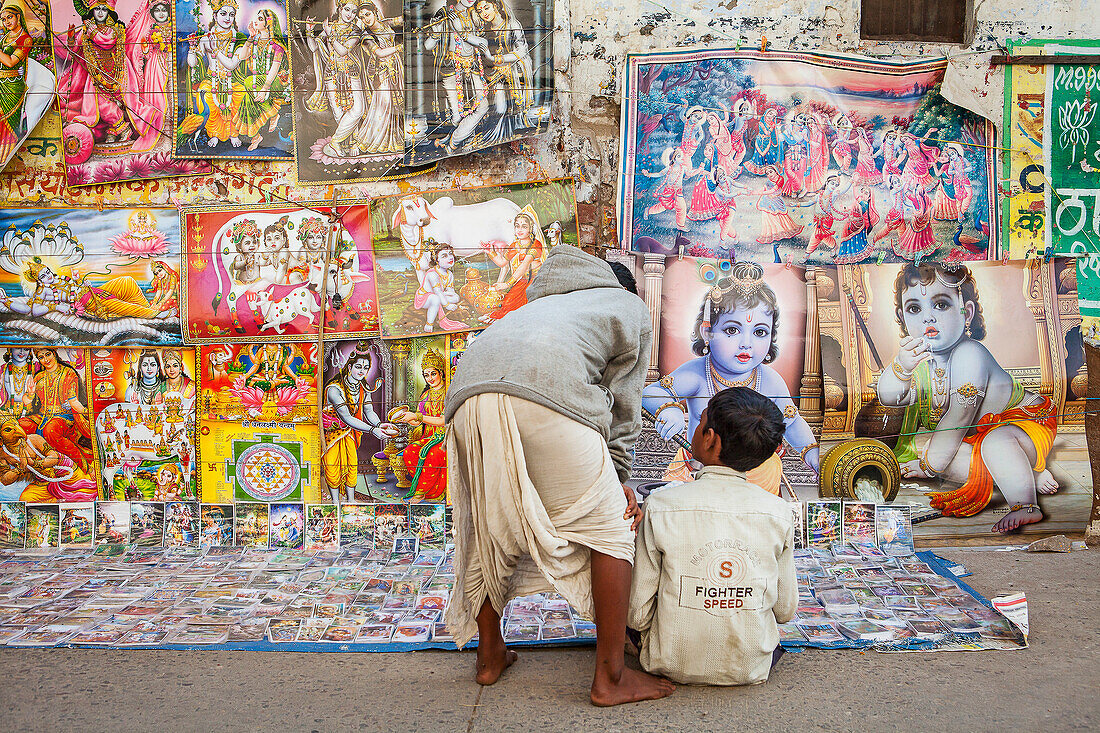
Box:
2;548;1097;732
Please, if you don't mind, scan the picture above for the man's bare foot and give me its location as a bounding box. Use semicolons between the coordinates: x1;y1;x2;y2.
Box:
1036;469;1059;495
992;506;1044;533
475;646;517;685
248;135;263;151
590;667;674;707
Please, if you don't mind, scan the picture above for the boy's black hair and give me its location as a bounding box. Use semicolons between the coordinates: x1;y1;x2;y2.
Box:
608;261;637;294
705;387;785;472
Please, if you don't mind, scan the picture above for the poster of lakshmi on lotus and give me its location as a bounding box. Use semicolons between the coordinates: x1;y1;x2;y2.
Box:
618;49;997;266
816;259;1092;539
633;258;817;497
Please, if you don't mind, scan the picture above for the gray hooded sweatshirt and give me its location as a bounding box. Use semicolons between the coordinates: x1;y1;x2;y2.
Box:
444;245;652;483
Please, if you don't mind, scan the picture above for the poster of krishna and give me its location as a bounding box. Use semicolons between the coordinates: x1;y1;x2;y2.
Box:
618;49;997;266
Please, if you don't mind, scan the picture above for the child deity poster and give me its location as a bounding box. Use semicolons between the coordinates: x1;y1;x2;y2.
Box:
816;259;1091;539
0;208;183;346
51;0;209;185
0;0;55;175
173;0;293;159
89;347;198;501
320;337;448;505
181;204;380;343
287;0;417;184
618;49;997;266
403;0;554;165
633;257;819;497
367;178;577;338
0;347;100;504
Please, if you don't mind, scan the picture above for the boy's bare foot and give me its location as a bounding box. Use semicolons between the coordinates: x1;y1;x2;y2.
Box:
475;645;517;685
590;667;674;707
1036;469;1059;495
992;506;1044;533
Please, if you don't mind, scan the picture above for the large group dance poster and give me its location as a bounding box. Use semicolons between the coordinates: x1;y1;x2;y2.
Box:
287;0;408;184
0;0;54;175
403;0;554;166
51;0;209;186
816;259;1091;540
173;0;294;159
618;49;998;266
0;208;183;345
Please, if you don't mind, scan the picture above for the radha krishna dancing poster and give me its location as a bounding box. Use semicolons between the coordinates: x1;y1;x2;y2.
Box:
619;49;997;266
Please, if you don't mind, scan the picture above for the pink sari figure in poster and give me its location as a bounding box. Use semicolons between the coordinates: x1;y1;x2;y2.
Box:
852;127;882;186
893;184;936;259
931;143;973;222
56;0;148;150
706;106;745;181
755;165;804;245
899;129;940;192
781;144;808;198
124;0;172;152
803;112;831;192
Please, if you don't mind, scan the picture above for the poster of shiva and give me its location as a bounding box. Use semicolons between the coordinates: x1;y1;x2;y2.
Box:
0;347;99;504
403;0;553;165
320;337;449;505
633;257;818;500
181;203;380;343
173;0;294;158
0;208;182;345
51;0;209;185
618;49;997;266
816;259;1091;539
89;347;197;500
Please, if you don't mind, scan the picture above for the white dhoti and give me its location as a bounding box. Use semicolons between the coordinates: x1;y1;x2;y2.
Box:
445;393;635;650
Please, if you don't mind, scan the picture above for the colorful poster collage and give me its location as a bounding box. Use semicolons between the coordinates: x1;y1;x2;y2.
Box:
618;49;997;265
0;179;576;533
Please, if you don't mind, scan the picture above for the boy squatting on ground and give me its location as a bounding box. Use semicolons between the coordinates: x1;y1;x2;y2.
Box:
628;386;797;685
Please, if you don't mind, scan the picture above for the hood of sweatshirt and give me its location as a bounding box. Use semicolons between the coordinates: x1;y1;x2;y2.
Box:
525;244;622;301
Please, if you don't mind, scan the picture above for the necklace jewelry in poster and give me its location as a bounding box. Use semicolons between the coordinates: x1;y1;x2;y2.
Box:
51;0;210;185
174;0;294;159
404;0;553;165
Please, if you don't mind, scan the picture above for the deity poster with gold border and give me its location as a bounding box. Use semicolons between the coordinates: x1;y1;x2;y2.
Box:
0;209;182;345
634;257;817;497
89;347;197;501
51;0;209;186
181;203;380;343
320;337;448;505
198;418;321;503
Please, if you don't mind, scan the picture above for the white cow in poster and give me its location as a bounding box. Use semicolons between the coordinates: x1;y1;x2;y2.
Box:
392;195;521;258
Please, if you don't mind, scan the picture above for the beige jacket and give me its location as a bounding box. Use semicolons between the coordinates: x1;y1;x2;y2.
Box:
628;465;797;685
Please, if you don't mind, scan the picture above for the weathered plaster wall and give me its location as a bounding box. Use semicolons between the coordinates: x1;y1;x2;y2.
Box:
541;0;1100;250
